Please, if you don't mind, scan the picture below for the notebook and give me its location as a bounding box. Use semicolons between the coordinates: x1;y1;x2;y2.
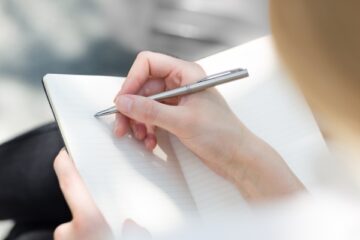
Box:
43;36;329;238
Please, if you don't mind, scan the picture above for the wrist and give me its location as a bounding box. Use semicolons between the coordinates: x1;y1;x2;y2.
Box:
228;124;305;201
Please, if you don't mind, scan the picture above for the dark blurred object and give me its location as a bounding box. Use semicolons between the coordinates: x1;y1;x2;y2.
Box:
0;123;70;240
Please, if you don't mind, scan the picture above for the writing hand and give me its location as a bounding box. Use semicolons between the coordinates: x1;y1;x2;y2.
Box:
114;52;304;201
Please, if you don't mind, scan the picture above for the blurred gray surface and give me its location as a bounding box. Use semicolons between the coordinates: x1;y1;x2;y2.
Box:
0;0;136;144
103;0;269;59
0;0;269;237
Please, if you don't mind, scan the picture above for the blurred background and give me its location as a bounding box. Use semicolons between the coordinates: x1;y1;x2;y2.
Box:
0;0;268;237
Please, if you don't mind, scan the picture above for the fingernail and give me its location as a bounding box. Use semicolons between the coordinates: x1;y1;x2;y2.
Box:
117;95;133;114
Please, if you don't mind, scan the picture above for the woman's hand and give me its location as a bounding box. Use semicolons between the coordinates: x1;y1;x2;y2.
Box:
53;150;151;240
114;51;304;201
53;149;113;240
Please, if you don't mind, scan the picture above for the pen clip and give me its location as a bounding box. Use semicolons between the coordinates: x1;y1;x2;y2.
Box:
196;68;245;83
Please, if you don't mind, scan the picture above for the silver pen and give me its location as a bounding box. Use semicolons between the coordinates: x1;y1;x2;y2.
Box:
94;68;249;117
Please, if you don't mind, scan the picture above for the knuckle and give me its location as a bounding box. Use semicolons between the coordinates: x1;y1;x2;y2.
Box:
142;100;158;123
192;62;206;75
54;224;67;240
73;216;106;236
73;219;88;233
192;62;204;71
137;51;152;60
179;62;206;83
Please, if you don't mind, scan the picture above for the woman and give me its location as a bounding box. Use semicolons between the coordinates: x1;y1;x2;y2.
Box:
52;0;360;239
2;0;360;239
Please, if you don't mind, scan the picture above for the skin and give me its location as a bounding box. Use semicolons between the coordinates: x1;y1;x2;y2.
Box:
53;0;360;238
53;52;304;239
112;51;304;200
53;149;150;240
53;149;113;240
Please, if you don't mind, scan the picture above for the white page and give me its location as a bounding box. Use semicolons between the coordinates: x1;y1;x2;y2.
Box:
170;136;249;220
171;36;330;218
44;75;198;238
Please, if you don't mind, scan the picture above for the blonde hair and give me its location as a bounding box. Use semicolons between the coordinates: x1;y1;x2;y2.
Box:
270;0;360;134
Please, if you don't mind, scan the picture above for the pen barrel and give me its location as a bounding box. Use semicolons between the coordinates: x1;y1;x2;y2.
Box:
190;69;249;90
149;86;190;101
150;68;249;101
95;68;249;117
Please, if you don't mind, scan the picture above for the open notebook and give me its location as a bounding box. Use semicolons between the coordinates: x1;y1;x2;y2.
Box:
43;37;329;238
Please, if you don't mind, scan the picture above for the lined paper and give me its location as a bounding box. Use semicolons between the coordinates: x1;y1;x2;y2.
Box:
44;75;197;238
169;37;330;218
170;136;248;220
43;36;331;237
198;37;329;188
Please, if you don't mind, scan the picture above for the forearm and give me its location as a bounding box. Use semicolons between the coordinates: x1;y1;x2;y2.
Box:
227;127;305;202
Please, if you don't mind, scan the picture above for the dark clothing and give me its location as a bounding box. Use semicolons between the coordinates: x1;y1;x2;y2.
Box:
0;123;70;240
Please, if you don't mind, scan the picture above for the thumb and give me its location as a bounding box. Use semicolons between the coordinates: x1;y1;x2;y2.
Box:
54;149;101;221
115;94;186;133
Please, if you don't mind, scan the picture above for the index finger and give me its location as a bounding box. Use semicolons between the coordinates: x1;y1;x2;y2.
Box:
119;51;203;95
